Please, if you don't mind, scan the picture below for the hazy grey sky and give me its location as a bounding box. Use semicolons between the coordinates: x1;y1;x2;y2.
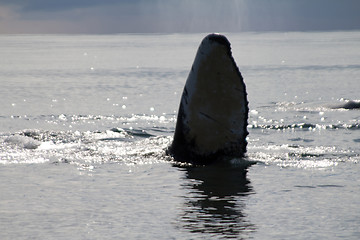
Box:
0;0;359;34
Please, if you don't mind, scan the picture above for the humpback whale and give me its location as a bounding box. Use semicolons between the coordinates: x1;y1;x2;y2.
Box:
167;34;248;164
330;100;360;110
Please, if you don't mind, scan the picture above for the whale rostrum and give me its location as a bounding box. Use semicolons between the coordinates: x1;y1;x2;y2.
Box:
167;34;249;164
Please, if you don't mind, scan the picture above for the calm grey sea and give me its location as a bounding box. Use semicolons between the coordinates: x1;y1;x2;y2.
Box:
1;32;359;239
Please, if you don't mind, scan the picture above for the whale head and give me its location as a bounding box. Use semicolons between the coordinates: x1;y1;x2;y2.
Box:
168;34;249;164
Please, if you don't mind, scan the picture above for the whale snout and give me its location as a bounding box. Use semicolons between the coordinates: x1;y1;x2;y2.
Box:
205;33;231;48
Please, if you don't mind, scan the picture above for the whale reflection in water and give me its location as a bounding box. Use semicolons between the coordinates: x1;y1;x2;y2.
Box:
177;163;256;238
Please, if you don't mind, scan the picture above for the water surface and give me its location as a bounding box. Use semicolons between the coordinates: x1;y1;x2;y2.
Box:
0;32;359;239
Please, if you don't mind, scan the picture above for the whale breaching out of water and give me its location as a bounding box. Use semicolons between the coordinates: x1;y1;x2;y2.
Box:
167;34;248;164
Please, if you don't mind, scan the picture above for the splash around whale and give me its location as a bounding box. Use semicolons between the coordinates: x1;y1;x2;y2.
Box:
167;34;249;165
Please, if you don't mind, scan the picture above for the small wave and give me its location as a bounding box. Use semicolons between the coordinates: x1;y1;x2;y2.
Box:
249;122;360;131
123;128;155;138
2;113;176;133
272;100;360;113
243;64;360;73
294;184;344;189
4;135;41;149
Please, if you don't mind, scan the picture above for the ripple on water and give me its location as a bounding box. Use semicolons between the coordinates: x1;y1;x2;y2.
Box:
0;128;173;169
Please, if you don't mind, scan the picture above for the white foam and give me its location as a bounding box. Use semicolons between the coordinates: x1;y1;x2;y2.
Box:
247;144;354;169
5;135;41;149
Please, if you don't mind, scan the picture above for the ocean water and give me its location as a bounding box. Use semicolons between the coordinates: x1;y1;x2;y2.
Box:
0;32;359;239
